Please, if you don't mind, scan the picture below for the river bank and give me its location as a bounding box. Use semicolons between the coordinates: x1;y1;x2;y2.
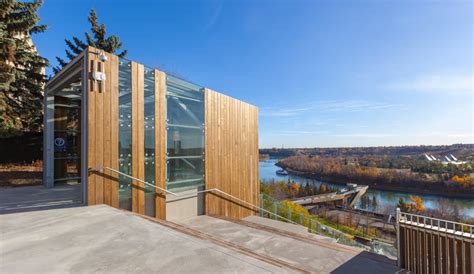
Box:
260;158;474;219
279;166;474;199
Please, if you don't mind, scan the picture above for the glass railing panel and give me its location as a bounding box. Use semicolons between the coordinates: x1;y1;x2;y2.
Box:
259;193;396;256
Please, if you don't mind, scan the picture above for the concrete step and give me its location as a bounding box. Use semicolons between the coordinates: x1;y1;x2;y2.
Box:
177;215;401;274
242;215;338;244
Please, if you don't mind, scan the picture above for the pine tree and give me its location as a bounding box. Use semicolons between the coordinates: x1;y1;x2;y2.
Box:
0;0;49;137
371;195;378;211
54;9;127;73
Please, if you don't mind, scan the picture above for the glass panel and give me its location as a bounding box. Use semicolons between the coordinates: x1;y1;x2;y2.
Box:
168;179;204;191
166;157;204;184
118;59;132;210
167;126;204;157
166;96;204;128
166;76;205;191
53;78;82;185
166;75;203;100
144;67;155;217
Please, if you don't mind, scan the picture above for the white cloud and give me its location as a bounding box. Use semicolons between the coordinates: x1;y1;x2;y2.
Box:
260;106;313;117
267;130;330;136
332;133;396;138
260;100;401;117
387;74;474;93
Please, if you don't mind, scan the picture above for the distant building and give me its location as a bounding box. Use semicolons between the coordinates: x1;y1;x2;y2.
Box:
424;153;467;165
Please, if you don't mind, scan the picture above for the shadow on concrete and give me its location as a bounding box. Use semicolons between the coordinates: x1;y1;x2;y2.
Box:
0;184;83;214
330;251;400;274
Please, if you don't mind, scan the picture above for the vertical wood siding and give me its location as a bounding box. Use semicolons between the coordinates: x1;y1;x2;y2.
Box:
399;225;473;274
155;70;167;219
131;62;145;214
86;47;258;220
87;48;119;206
204;89;259;219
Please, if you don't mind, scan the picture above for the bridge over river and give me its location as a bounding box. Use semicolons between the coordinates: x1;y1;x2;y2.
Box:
290;185;369;209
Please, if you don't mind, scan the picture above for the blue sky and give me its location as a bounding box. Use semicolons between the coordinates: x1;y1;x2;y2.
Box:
34;0;473;148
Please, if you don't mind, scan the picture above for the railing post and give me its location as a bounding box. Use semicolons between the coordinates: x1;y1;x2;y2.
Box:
259;194;263;217
396;208;402;268
308;218;312;233
287;207;291;223
273;203;277;220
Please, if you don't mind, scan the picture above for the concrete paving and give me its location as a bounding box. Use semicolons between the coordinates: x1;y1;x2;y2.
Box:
0;205;289;273
0;184;82;214
179;216;401;274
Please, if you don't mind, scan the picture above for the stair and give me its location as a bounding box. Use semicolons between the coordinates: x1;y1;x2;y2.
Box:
176;215;401;274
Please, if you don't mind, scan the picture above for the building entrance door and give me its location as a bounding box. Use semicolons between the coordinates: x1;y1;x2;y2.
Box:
53;93;81;186
44;64;84;203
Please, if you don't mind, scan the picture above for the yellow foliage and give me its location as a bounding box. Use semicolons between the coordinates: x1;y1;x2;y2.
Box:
408;195;425;213
290;183;300;192
451;175;474;186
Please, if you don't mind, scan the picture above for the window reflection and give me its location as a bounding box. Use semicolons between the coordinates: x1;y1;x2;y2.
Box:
144;68;155;217
118;59;132;210
166;76;204;191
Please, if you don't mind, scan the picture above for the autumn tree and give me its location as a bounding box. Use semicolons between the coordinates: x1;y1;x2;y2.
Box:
319;183;328;194
398;196;425;214
54;9;127;73
408;195;425;213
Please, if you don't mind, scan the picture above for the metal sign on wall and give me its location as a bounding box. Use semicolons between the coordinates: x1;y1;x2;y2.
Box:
54;137;66;152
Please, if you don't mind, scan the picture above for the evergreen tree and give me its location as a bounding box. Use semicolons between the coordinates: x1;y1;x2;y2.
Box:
397;197;408;212
53;9;127;73
360;194;368;209
0;0;49;136
303;182;311;196
371;195;378;211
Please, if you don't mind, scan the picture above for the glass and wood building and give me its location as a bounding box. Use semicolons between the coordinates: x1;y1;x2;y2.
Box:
43;47;259;220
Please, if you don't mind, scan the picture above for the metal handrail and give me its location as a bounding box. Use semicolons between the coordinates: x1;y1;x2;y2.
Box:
89;166;299;225
398;210;473;237
90;166;179;196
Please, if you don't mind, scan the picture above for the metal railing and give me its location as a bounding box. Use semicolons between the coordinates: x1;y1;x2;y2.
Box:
259;193;383;250
90;166;396;259
89;166;300;225
397;210;474;238
396;209;474;271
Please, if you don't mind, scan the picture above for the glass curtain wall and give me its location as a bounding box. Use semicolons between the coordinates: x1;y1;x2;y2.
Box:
144;68;156;216
166;76;205;191
118;59;132;210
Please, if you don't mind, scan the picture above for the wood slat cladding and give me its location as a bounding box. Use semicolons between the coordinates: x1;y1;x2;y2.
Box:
204;89;259;219
86;48;119;206
155;70;167;219
399;225;474;274
84;47;258;220
131;62;145;214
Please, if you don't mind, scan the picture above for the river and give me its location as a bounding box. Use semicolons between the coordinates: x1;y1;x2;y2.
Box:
260;158;474;219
